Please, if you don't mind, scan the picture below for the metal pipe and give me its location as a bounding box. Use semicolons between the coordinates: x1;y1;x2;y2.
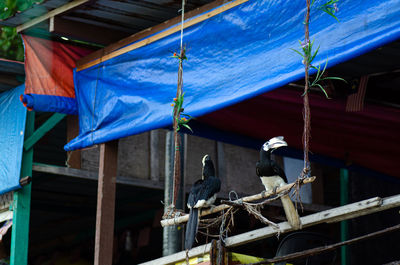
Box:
163;131;184;255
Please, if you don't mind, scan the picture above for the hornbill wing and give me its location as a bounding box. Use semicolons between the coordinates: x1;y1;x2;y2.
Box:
198;176;221;202
256;161;261;177
271;160;288;183
187;179;203;208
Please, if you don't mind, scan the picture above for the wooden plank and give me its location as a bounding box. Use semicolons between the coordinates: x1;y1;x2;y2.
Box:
216;142;227;192
0;211;13;223
16;0;90;33
10;110;34;265
77;0;250;71
141;194;400;265
24;113;66;151
76;0;228;68
94;141;118;265
150;130;160;182
52;17;129;46
66;115;81;169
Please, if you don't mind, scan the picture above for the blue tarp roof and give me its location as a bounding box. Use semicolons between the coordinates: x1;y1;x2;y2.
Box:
66;0;400;151
0;85;26;194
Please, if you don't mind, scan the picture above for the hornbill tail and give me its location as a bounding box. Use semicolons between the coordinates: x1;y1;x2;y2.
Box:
184;208;199;250
280;194;301;230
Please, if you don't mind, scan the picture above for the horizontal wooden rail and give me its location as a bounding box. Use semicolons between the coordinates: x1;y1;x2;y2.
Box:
141;194;400;265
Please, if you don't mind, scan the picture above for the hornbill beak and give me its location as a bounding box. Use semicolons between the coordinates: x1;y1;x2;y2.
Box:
202;154;210;166
262;136;288;152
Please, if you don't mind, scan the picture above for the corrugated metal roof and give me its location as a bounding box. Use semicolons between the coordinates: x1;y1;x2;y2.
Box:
0;0;215;45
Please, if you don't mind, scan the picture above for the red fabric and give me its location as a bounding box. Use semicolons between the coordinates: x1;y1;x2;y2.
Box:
22;35;92;98
200;88;400;177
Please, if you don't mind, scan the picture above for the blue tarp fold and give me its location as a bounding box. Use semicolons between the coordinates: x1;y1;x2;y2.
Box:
0;85;27;194
66;0;400;151
21;94;78;114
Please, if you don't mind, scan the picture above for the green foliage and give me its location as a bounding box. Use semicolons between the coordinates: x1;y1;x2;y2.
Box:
0;0;43;19
0;26;23;61
318;0;340;22
171;47;188;61
0;0;43;61
309;60;346;98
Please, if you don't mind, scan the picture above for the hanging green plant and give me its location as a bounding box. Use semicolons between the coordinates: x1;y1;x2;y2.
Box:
292;1;346;99
171;93;193;133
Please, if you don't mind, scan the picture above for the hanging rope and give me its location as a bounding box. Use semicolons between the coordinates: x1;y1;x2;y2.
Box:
172;0;186;207
302;0;311;178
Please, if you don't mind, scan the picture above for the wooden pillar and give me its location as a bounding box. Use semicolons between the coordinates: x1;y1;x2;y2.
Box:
10;111;35;265
94;140;118;265
66;115;81;169
340;168;350;265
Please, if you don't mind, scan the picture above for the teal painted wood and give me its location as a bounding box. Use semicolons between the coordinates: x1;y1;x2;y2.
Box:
340;168;350;265
23;113;65;151
10;111;35;265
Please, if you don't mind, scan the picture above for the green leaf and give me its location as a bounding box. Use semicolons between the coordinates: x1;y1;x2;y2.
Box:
314;83;330;99
309;45;320;64
181;123;193;133
290;48;304;58
322;76;347;82
181;113;193;119
0;9;13;19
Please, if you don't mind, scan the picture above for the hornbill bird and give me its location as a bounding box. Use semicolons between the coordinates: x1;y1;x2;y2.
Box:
256;136;301;229
185;154;221;250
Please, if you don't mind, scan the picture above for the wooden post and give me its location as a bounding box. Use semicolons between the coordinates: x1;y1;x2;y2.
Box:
94;140;118;265
340;168;350;265
10;111;35;265
66;115;81;169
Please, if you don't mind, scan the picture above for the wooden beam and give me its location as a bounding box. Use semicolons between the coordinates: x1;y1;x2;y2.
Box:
16;0;90;33
10;110;35;265
76;0;248;71
141;194;400;265
32;164;329;214
52;17;130;46
24;113;66;151
32;163;164;190
94;141;118;265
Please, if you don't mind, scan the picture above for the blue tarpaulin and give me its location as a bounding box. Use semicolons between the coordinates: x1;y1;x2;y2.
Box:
65;0;400;151
0;85;27;194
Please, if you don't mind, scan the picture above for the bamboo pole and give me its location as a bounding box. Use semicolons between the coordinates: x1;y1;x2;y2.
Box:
160;176;316;227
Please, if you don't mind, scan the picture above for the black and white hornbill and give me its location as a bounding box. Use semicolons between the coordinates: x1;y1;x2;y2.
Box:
256;136;301;229
185;154;221;250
